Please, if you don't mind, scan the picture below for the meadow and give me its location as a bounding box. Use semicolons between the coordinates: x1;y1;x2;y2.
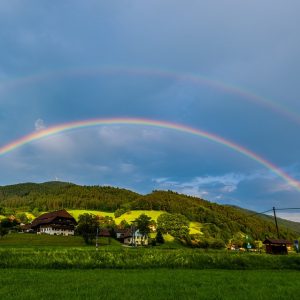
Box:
1;246;300;270
1;269;299;300
0;233;121;249
1;233;300;299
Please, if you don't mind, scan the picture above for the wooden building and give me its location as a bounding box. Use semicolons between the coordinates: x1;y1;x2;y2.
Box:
263;238;292;255
115;228;131;243
123;229;149;246
31;209;77;236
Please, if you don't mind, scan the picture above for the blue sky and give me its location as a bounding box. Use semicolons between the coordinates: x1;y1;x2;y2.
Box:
1;1;300;220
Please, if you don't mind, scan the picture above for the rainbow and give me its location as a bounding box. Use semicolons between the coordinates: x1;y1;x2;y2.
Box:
0;117;300;191
1;66;300;125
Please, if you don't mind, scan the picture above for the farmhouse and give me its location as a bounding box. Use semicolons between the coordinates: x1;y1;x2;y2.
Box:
123;229;149;246
115;228;131;243
31;209;77;236
263;238;292;255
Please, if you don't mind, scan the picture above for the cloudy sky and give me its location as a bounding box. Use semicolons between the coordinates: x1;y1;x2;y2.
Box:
1;1;300;220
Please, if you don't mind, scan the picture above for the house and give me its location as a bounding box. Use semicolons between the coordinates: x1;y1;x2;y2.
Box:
20;223;34;233
115;228;131;243
99;228;111;237
263;238;292;255
123;229;149;246
31;209;77;236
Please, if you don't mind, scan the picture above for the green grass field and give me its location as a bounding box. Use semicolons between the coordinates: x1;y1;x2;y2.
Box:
0;269;299;300
0;233;122;249
0;233;184;250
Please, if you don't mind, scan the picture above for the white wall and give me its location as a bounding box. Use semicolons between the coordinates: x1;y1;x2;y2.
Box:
38;226;74;236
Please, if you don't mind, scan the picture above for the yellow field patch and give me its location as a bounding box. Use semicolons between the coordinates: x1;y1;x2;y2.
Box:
189;222;202;235
67;210;115;220
115;210;164;224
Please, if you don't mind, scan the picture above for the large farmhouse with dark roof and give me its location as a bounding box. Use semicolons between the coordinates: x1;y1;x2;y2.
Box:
31;209;77;236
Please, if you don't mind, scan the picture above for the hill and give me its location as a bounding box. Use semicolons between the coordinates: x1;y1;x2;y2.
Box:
0;181;299;241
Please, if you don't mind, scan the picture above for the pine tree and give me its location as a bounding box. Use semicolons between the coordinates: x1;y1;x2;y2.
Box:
155;229;165;244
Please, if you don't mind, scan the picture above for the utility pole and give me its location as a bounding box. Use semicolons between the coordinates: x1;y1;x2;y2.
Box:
96;227;99;251
273;206;280;239
131;224;136;247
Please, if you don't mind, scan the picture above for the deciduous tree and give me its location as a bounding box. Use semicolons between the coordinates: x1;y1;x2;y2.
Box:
76;213;99;244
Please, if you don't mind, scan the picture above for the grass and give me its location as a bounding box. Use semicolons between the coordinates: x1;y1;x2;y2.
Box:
0;247;300;270
1;232;183;250
0;269;299;300
0;233;122;249
115;210;164;224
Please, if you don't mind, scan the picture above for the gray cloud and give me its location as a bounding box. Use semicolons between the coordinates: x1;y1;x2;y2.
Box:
0;1;300;220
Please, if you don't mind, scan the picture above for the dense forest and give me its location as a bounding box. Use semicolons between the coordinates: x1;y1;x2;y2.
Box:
0;181;299;241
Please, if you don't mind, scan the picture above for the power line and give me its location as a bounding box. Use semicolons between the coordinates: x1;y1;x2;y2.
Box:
211;207;300;237
274;207;300;211
213;208;273;228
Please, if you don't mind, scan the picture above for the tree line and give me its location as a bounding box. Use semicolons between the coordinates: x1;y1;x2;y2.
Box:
0;181;299;242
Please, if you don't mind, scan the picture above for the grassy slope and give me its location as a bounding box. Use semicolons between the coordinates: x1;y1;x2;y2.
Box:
115;210;163;223
68;209;115;219
0;269;299;300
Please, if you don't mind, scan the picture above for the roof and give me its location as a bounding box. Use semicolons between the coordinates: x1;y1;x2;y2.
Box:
123;229;145;238
263;238;292;245
31;209;77;228
115;228;130;234
99;228;111;237
20;224;32;230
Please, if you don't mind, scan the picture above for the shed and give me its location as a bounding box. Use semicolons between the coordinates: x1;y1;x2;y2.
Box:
263;238;292;255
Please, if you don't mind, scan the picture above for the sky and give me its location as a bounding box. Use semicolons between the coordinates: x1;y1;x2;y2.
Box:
1;1;300;221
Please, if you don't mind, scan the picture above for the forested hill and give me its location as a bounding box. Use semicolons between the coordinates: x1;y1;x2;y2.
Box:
0;181;299;240
0;182;139;211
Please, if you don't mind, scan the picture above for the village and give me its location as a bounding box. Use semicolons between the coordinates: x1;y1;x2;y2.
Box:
9;208;295;255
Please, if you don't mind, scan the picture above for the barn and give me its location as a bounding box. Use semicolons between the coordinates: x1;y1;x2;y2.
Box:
263;238;292;255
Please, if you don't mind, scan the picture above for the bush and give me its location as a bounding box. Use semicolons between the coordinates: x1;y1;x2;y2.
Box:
210;239;225;249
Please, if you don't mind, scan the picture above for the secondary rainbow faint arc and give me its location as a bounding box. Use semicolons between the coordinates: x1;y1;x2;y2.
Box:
1;66;300;125
0;117;300;191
